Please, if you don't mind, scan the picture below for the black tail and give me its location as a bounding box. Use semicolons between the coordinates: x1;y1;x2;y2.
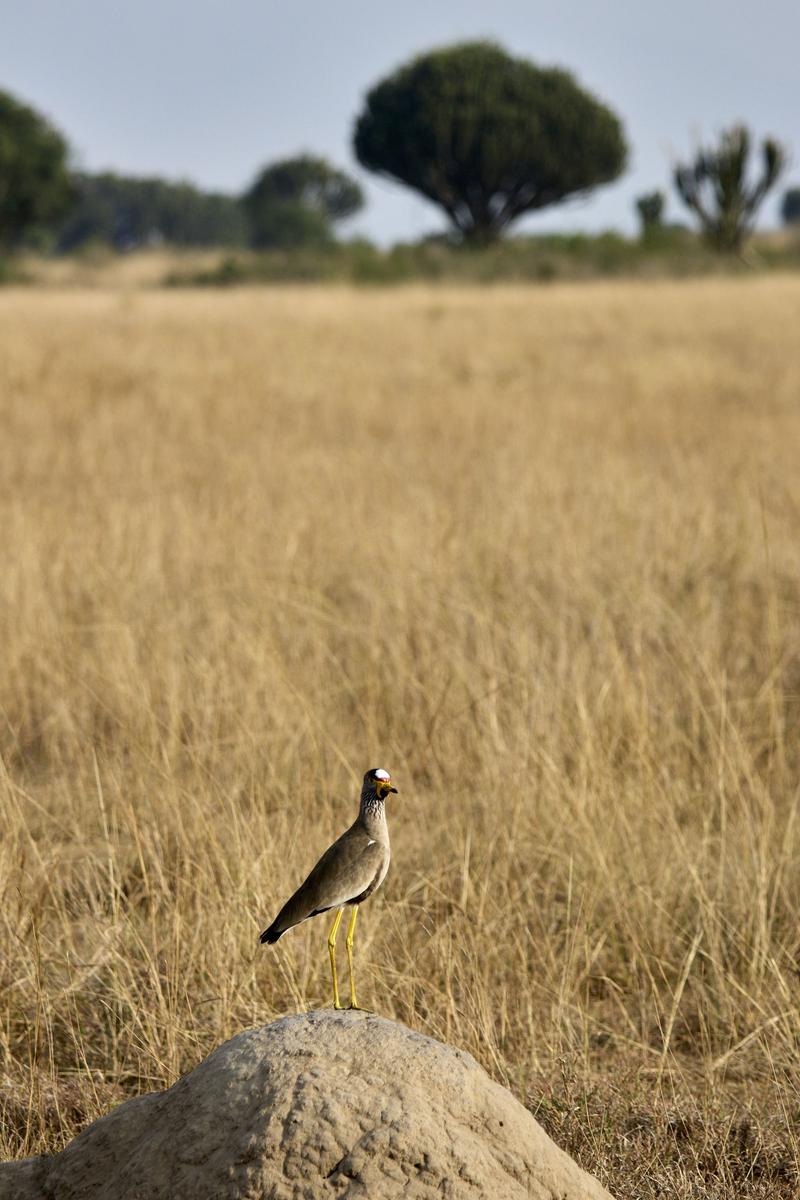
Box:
259;924;283;945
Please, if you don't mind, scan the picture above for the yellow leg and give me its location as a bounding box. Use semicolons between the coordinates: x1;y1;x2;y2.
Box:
327;908;344;1009
345;906;362;1010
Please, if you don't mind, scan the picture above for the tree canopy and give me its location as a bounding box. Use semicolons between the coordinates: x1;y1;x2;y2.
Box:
0;89;73;249
782;187;800;226
353;42;627;243
243;155;364;249
635;191;665;236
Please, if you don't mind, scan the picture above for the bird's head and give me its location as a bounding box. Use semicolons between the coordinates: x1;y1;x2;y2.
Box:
363;767;398;800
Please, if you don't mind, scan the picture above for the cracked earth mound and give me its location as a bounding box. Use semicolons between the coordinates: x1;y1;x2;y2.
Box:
0;1010;613;1199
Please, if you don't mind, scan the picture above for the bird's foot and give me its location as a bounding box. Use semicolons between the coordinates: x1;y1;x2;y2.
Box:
347;1003;370;1013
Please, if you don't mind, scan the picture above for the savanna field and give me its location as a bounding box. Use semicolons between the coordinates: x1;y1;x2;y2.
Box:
2;277;800;1197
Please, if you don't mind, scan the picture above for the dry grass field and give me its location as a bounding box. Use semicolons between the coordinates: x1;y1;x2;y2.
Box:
2;278;800;1196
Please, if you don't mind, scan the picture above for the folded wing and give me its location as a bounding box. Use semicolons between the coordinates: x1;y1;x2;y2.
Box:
260;826;388;944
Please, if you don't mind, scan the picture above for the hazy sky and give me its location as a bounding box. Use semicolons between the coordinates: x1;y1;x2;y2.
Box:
3;1;798;242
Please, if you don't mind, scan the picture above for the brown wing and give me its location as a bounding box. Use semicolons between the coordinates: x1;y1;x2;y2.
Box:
260;824;388;943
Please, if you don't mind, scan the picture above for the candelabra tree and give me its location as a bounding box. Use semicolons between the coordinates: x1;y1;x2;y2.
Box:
674;125;786;252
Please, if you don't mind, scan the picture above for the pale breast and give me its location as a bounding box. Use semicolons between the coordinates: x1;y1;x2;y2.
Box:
348;850;390;905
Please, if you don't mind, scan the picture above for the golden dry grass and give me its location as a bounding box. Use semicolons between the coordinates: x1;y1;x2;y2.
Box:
1;278;800;1195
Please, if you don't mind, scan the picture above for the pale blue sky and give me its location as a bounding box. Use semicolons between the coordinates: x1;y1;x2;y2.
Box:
3;1;798;241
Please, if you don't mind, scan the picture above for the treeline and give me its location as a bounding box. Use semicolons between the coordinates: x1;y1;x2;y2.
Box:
51;156;365;253
0;86;364;253
17;156;365;254
2;41;799;261
56;174;248;251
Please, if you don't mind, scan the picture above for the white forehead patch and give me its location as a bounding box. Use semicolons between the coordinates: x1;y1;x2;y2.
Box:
375;769;391;781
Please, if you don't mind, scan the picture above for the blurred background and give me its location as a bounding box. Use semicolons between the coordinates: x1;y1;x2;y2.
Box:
2;0;799;277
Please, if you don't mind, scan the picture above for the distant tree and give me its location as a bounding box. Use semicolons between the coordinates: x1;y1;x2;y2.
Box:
353;42;627;244
635;190;665;237
782;187;800;226
674;125;786;252
0;89;73;249
56;173;247;251
243;155;364;249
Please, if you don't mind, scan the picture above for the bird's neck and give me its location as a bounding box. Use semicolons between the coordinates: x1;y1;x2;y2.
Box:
359;794;388;838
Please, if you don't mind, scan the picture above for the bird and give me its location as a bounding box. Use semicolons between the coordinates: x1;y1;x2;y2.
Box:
260;767;398;1010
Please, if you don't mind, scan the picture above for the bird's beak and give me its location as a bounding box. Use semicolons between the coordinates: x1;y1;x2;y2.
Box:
379;781;398;797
